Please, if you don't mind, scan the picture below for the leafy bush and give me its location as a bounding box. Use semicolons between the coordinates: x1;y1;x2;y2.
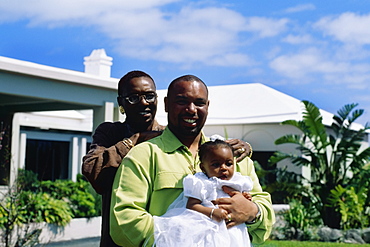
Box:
1;170;99;246
17;191;73;226
1;170;98;227
39;175;97;218
281;198;321;240
0;176;72;247
327;185;369;230
0;172;73;227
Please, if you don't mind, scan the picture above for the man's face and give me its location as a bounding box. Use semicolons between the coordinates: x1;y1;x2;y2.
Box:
165;80;209;139
120;76;157;131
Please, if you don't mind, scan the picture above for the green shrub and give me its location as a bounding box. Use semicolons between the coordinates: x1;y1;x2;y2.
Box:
1;169;98;229
38;176;97;218
0;186;73;229
1;170;98;246
17;191;73;226
278;198;321;241
327;185;369;230
16;169;39;191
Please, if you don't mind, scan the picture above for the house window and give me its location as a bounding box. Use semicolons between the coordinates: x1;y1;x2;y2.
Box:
25;139;69;181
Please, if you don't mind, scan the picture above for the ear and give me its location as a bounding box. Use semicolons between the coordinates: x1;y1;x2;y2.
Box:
199;162;205;172
164;96;168;112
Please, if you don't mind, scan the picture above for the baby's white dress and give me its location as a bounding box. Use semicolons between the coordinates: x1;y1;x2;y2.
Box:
153;172;253;247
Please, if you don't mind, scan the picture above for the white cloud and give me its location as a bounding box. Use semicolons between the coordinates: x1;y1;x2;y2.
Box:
0;0;177;24
0;1;290;67
269;48;348;79
270;47;370;90
283;34;313;44
314;12;370;45
284;4;316;13
244;17;289;38
107;7;288;65
110;6;254;66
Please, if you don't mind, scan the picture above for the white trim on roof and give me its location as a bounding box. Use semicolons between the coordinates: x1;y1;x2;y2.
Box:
0;56;117;89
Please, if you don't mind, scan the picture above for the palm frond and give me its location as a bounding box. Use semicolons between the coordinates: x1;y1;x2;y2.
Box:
268;152;292;164
302;101;328;148
348;109;364;124
332;103;360;134
336;103;358;122
281;120;308;133
274;134;302;145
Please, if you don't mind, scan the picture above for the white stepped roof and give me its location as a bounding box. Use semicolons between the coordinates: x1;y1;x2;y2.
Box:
156;83;336;126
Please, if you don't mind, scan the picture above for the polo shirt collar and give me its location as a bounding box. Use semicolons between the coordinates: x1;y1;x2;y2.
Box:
161;127;207;153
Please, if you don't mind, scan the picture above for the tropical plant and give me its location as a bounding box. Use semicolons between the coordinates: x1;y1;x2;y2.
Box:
327;184;369;230
280;198;321;240
269;101;370;229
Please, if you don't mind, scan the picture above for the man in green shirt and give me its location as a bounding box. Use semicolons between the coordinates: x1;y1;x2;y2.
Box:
110;75;275;246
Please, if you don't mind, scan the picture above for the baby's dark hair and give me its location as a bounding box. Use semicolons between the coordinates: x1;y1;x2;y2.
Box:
198;139;233;162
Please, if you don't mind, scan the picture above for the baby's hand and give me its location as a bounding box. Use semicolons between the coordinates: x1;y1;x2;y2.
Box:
211;208;228;222
242;191;252;201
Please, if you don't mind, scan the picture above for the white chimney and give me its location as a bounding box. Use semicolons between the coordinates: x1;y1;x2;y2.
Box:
83;49;113;78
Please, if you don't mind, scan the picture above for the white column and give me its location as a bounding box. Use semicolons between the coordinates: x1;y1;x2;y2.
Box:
104;102;115;122
79;137;87;176
19;133;27;170
92;101;115;131
71;137;79;182
10;113;21;187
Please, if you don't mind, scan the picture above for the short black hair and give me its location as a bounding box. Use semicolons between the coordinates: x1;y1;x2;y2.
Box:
118;70;155;96
167;74;208;97
198;140;233;162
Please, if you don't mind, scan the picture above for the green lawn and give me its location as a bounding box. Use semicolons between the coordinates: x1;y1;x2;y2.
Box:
256;240;370;247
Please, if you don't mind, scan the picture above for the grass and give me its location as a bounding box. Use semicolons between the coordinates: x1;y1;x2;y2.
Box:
256;240;370;247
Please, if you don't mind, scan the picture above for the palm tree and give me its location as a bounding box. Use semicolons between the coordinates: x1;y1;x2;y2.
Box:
269;100;370;229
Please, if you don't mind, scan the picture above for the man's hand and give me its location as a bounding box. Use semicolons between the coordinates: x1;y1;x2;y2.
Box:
213;186;258;228
225;139;252;162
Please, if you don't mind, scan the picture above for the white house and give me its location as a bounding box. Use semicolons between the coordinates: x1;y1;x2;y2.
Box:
0;49;368;198
0;49;118;189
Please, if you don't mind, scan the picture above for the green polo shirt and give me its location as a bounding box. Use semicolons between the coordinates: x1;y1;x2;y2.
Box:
110;127;275;247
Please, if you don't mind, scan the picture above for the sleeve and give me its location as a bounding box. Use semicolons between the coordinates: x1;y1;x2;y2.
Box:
81;124;130;194
236;158;276;244
110;144;155;247
183;174;205;201
240;175;253;192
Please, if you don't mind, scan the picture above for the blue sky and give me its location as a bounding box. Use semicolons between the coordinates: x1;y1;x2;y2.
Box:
1;0;370;126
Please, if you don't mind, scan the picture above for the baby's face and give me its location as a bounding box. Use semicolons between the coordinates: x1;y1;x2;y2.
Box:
200;147;234;180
